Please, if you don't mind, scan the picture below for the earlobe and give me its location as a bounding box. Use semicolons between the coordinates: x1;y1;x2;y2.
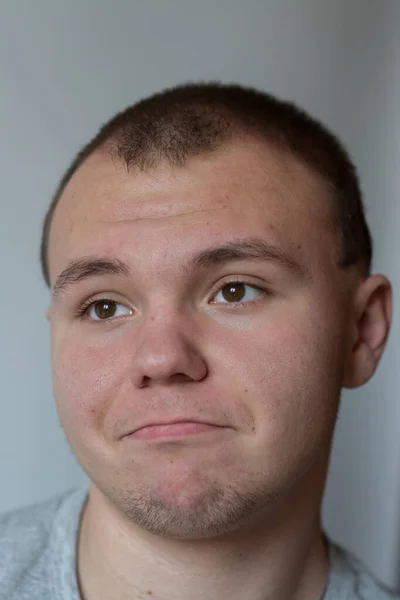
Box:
342;274;392;389
46;307;51;322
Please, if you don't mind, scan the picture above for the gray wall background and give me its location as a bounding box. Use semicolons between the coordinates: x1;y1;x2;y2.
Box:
1;0;399;588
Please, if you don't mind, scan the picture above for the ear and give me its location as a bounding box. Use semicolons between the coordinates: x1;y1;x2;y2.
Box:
46;306;52;322
342;274;392;388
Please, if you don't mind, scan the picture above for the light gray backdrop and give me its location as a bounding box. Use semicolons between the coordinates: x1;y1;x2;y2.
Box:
1;0;399;588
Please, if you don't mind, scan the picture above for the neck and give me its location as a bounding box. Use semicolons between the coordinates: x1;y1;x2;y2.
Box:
77;460;330;600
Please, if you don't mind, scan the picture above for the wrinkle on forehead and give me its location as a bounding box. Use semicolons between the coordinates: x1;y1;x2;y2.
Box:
97;205;227;225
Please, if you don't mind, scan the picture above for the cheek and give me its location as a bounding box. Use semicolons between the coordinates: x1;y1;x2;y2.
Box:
219;316;343;480
220;315;343;434
51;333;128;431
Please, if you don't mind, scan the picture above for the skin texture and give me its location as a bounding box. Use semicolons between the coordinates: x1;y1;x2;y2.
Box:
47;137;392;600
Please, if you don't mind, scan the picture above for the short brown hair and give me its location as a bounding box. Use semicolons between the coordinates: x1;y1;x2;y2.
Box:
40;81;372;285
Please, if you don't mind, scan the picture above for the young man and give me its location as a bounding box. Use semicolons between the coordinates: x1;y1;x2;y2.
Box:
0;83;397;600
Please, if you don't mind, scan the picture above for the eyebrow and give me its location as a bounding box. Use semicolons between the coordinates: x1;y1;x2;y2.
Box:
52;236;310;299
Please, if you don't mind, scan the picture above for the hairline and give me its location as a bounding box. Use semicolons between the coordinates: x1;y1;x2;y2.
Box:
43;133;355;287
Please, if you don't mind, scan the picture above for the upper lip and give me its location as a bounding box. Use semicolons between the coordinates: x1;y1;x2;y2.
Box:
129;418;224;435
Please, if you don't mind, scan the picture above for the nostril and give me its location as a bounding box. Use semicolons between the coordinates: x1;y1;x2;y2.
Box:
171;373;193;383
138;376;150;389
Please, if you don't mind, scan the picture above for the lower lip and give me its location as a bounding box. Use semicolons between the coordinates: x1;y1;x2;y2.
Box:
131;422;223;441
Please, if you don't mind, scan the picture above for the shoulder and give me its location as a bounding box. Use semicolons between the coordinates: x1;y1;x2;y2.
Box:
326;538;400;599
0;492;65;572
0;487;87;599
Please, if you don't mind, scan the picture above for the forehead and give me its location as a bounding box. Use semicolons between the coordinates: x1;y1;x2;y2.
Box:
48;139;337;282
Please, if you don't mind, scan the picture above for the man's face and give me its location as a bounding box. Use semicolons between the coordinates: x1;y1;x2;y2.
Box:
48;139;355;537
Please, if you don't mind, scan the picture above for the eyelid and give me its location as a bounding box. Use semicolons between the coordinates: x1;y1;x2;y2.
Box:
76;294;133;320
210;275;269;296
210;278;270;304
90;300;132;319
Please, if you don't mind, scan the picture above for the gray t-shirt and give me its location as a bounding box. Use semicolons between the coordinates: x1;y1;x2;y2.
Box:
0;486;398;600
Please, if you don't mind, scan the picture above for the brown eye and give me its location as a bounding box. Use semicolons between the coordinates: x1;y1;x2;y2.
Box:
86;300;132;321
221;283;246;303
94;301;117;319
213;282;264;305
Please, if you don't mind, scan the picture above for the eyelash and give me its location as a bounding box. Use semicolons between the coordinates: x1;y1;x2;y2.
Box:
75;279;271;321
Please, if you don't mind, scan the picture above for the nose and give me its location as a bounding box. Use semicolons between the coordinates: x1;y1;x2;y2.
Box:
130;312;208;388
